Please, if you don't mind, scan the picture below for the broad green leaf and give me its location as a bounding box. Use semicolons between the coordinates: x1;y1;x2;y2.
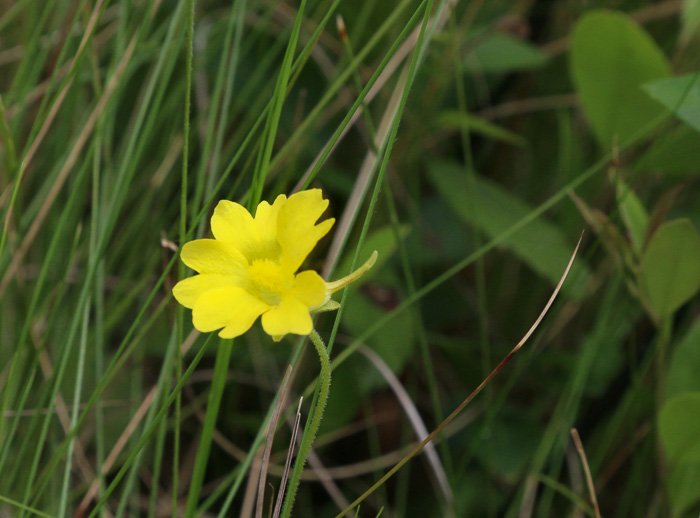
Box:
427;161;590;299
615;178;648;254
668;463;700;517
644;74;700;133
667;320;700;399
464;33;547;74
641;219;700;317
636;124;700;175
434;111;526;147
570;10;671;149
659;392;700;464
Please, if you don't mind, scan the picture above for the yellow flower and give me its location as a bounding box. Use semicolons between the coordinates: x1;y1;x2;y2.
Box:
173;189;375;341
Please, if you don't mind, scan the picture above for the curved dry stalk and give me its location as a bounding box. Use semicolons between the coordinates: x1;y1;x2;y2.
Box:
571;428;601;518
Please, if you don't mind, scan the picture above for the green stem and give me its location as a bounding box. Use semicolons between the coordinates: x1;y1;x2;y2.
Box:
175;0;195;514
280;330;331;518
184;339;234;518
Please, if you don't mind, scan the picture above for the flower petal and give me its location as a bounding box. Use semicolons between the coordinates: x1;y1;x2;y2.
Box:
181;239;247;275
277;189;334;272
261;297;312;337
211;200;259;258
289;270;326;307
253;194;285;241
172;273;241;309
192;286;269;338
212;197;286;261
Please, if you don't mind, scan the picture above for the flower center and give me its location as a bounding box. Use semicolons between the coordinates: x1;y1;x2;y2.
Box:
247;259;293;306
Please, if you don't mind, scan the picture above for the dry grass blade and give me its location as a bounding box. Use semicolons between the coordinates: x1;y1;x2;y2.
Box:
334;232;584;518
571;428;601;518
256;366;293;518
273;397;303;518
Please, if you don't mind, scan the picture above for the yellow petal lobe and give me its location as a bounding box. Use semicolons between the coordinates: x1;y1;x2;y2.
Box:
277;189;334;272
192;286;269;337
211;201;257;252
261;298;313;337
173;273;240;309
289;270;326;307
181;239;247;275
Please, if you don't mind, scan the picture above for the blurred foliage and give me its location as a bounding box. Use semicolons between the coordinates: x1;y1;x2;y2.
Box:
1;0;700;517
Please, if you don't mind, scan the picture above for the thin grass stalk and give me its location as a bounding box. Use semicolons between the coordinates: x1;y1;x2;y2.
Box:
26;20;187;505
56;297;90;517
105;326;181;516
0;94;16;175
85;335;215;518
214;341;309;517
0;494;54;518
0;157;90;483
183;339;235;518
174;1;196;515
192;0;246;231
279;330;331;518
249;0;306;210
256;366;293;518
19;221;86;515
273;398;303;518
297;0;426;191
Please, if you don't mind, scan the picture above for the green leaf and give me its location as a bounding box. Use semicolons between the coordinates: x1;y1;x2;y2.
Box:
640;219;700;317
644;74;700;133
615;178;648;255
668;462;700;517
681;0;700;43
433;111;526;147
427;160;590;299
667;320;700;399
636;124;700;175
464;33;547;74
570;9;671;149
659;392;700;465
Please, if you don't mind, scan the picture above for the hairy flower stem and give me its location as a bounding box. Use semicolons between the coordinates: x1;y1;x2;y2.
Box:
280;330;331;518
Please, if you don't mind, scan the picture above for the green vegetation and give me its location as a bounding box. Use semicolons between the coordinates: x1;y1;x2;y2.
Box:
1;0;700;516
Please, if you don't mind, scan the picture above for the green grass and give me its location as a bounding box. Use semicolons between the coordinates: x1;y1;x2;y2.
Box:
2;1;700;517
